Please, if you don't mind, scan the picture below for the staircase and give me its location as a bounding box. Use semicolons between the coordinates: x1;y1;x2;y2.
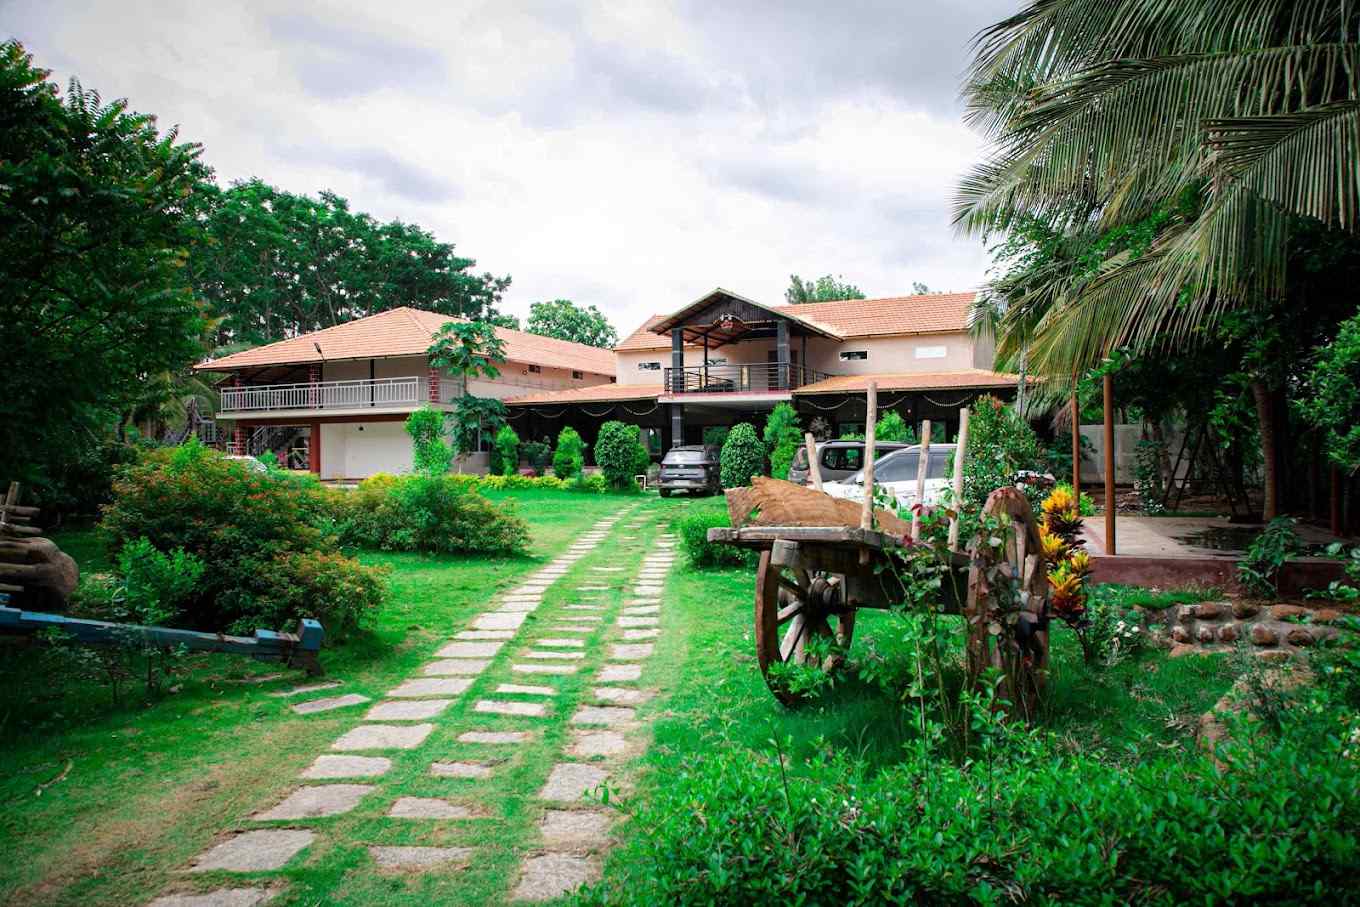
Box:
248;426;309;468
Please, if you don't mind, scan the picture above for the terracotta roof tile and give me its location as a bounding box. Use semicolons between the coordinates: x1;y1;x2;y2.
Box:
504;383;664;406
196;307;616;375
792;369;1021;395
615;292;976;352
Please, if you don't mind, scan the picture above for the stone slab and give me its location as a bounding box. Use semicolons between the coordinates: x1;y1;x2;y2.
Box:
538;763;608;801
541;809;613;847
458;730;530;744
268;680;342;697
525;650;583;660
365;699;452;721
597;664;642;683
475;699;547;717
300;755;391;780
369;845;472;868
592;687;653;705
190;830;314;873
513;663;577;676
617;617;658;628
496;683;556;696
535;638;585;648
473;612;527;631
434;641;503;659
332;723;433;751
431;761;494;779
609;644;654;660
512;852;601;901
622;605;660;616
621;628;660;640
422;659;490;676
388;678;472;698
291;693;369;715
499;599;540;612
566;730;629;757
388;797;472;819
253;784;372;820
633;585;663;596
571;706;635;726
456;629;515;640
149;889;276;907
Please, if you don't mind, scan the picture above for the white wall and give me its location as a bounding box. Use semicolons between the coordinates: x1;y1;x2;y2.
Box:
320;421;414;479
802;332;978;375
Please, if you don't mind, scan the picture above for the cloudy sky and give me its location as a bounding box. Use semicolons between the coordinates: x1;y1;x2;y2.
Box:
6;0;1014;333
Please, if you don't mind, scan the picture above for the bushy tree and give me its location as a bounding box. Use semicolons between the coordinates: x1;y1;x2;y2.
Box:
875;411;917;443
959;396;1043;509
762;403;803;480
1303;311;1360;470
428;320;508;462
721;424;765;489
492;424;521;476
595;421;649;490
405;407;452;476
525;299;619;349
786;274;865;304
553;427;586;479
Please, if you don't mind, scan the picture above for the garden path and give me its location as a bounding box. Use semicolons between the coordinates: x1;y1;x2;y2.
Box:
147;500;676;905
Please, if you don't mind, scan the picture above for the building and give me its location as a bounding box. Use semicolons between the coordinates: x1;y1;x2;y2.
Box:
505;288;1020;452
194;307;614;478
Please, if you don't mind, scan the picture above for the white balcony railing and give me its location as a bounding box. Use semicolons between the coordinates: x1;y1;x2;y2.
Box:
220;377;424;413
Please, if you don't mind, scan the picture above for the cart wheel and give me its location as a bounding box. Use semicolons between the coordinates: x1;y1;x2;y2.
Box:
755;550;856;707
965;487;1050;721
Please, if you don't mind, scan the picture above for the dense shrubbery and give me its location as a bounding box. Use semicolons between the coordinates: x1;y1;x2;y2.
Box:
595;421;649;490
720;423;764;488
676;508;755;568
875;410;916;443
553;427;586;479
957;395;1044;510
492;424;521;475
762;403;802;480
521;439;552;474
99;441;385;636
332;474;529;555
405;406;453;476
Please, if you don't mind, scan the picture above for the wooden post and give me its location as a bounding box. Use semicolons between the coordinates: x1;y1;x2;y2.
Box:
1103;372;1116;556
1071;387;1081;493
859;382;878;532
911;420;933;540
948;408;970;551
804;432;823;491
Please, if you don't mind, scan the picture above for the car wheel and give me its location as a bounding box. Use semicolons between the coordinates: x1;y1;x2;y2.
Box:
659;489;671;498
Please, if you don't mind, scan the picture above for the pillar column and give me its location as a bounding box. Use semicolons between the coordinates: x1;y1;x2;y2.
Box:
428;364;441;403
670;328;685;393
229;424;246;456
776;319;790;390
309;422;321;474
670;403;684;450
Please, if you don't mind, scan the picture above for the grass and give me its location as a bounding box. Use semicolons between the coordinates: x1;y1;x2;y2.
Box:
0;488;632;907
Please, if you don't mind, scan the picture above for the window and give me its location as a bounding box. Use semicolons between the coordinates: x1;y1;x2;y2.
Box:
915;345;947;359
527;364;542;374
638;361;662;371
821;447;864;472
609;376;617;383
839;350;868;361
640;427;663;456
875;451;920;482
572;370;584;380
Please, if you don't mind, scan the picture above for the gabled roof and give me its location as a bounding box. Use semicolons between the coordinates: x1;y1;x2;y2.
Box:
505;383;664;406
615;291;977;353
792;369;1020;395
195;307;616;375
649;287;843;345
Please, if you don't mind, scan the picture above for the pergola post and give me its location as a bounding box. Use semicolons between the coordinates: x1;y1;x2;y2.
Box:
670;328;685;393
776;319;790;391
1103;372;1116;556
670;403;684;450
1071;386;1081;493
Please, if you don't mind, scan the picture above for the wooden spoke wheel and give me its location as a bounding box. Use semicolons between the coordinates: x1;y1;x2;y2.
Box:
965;487;1051;721
755;549;856;706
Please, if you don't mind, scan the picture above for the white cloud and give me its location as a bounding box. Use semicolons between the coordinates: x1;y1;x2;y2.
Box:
7;0;1006;334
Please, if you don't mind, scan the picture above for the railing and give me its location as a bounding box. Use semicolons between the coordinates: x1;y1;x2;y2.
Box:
661;363;835;394
220;377;423;413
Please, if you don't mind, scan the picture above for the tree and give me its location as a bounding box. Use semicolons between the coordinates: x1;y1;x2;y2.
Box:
911;282;931;295
0;41;211;495
525;299;618;348
427;321;508;462
1303;311;1360;471
189;178;513;346
405;407;453;476
595;422;649;490
875;411;916;444
552;427;586;479
762;403;802;480
492;424;521;476
785;274;865;304
720;424;765;489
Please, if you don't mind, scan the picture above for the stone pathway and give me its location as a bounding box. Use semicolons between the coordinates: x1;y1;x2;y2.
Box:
155;505;677;905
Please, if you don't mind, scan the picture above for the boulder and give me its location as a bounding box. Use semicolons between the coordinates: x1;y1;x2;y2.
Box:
1251;624;1279;646
1231;601;1260;620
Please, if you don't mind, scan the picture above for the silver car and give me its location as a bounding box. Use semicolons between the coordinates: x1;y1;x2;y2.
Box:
788;440;912;486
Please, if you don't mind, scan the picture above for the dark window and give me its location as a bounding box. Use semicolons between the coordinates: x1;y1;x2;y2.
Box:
572;370;583;379
821;447;865;472
928;450;954;479
664;449;707;464
839;350;868;361
528;364;542;374
638;361;662;371
874;451;921;482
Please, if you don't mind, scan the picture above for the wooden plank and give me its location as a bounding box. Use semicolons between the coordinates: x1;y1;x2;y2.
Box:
860;382;878;532
1104;372;1116;556
948;407;970;551
707;525;899;549
804;432;823;491
912;419;932;541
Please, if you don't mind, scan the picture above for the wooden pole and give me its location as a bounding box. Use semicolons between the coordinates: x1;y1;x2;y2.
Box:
804;432;823;491
948;407;970;551
860;382;878;532
1071;388;1081;493
911;419;933;541
1103;372;1116;556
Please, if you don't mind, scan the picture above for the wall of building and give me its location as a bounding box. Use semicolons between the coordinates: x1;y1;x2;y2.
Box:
803;332;978;375
322;356;609;399
320;421;414;479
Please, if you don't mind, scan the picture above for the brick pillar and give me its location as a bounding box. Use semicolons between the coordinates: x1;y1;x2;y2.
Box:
308;364;320;408
428;365;441;402
308;422;321;474
229;424;246;455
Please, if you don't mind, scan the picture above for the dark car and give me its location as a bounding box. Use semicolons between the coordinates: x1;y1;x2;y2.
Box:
787;440;913;486
658;445;721;497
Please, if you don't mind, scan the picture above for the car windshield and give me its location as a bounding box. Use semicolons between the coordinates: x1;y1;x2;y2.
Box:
791;447;809;470
821;446;864;472
847;448;953;484
664;449;706;464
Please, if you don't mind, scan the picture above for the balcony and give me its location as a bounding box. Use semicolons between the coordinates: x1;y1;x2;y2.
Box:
219;377;436;415
661;363;835;395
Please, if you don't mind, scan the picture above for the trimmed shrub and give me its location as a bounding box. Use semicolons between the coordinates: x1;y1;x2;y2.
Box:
677;509;755;568
99;442;385;636
492;424;521;476
596;421;650;490
875;410;916;443
553;427;586;479
763;403;803;480
333;474;529;555
521;439;552;474
720;423;764;488
572;472;609;494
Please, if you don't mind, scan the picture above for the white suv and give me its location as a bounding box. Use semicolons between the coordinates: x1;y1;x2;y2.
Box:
822;444;957;511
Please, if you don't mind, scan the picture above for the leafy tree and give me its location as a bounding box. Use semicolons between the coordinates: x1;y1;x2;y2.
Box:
0;41;211;496
1303;311;1360;470
785;274;865;304
405;407;452;476
190;178;512;345
492;424;521;476
448;397;507;462
720;424;765;488
552;427;586;479
875;411;916;443
595;422;649;490
911;281;931;295
525;299;619;348
427;320;508;463
762;403;803;480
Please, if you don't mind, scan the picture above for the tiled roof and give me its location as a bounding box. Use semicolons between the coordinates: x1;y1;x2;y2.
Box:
615;292;977;352
196;307;616;375
792;369;1020;395
505;383;664;406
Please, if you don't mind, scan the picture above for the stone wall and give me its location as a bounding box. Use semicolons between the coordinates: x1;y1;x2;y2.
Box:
1156;601;1343;661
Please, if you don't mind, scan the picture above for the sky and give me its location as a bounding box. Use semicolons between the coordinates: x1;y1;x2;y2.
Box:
5;0;1015;335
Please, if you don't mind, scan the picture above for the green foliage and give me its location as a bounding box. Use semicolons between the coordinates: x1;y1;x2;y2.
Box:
785;273;865;304
1239;516;1303;598
702;426;730;448
1303;310;1360;469
189;178;511;347
676;508;755;569
98;441;385;636
573;472;609;494
492;424;521;476
1051;482;1095;516
719;423;764;488
117;538;204;626
874;411;916;443
332;474;529;555
428;320;507;384
594;422;649;491
958;396;1043;510
762;403;802;480
450;396;507;460
1134;438;1167;514
552;427;586;479
0;41;211;496
405;407;452;476
524;298;618;349
520;440;552;474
